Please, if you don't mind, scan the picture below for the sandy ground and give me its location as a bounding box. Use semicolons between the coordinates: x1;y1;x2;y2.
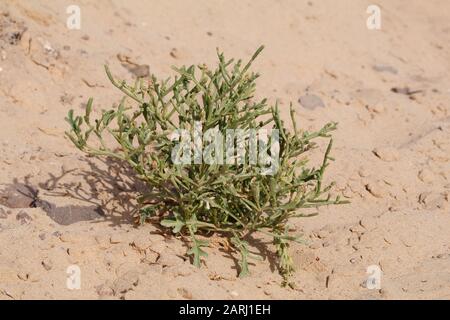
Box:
0;0;450;300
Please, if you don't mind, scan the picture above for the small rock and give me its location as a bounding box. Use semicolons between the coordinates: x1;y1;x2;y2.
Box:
17;272;29;281
418;168;435;183
316;229;329;239
170;48;178;59
59;232;82;243
144;263;163;275
309;240;322;249
52;231;62;237
131;234;152;251
60;93;75;106
372;64;398;74
45;204;103;225
365;183;384;198
177;287;193;299
128;64;149;78
391;87;422;96
17;271;39;282
143;250;160;264
367;103;385;114
166;288;178;298
0;207;9;219
110;234;124;244
0;183;37;208
372;147;399;162
149;240;168;254
358;166;371;178
229;290;239;297
96;282;114;297
298;94;325;110
418;192;447;209
353;88;384;106
66;247;85;264
359;216;375;229
16;210;32;225
95;235;111;249
41;258;53;271
263;289;272;296
112;271;140;295
42;40;56;55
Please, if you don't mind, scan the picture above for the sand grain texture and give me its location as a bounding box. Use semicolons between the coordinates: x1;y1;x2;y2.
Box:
0;0;450;299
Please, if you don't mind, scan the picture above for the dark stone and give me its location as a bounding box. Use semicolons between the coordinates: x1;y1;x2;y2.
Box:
16;210;32;225
0;183;37;208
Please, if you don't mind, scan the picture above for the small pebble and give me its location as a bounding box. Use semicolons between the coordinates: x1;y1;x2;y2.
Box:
112;271;140;295
372;147;399;162
418;168;435;183
177;287;193;299
96;282;114;297
230;290;239;297
365;183;384;198
16;211;32;225
129;64;149;78
41;258;53;271
372;64;398;74
298;94;325;110
170;48;178;59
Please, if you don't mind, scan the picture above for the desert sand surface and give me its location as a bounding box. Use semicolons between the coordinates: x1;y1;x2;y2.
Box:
0;0;450;300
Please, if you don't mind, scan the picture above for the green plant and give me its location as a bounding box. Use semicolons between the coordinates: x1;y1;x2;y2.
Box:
65;46;347;284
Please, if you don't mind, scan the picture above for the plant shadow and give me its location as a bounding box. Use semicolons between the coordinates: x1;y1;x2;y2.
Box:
38;157;147;227
36;156;281;276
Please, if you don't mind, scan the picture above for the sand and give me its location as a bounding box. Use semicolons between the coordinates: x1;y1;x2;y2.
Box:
0;0;449;300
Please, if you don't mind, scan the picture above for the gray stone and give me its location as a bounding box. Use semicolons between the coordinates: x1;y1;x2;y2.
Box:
123;64;150;78
372;64;398;74
16;210;32;225
298;94;325;110
0;183;37;208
